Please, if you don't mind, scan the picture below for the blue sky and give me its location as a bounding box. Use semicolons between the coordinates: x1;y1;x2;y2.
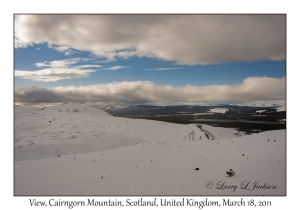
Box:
14;15;286;106
15;43;286;88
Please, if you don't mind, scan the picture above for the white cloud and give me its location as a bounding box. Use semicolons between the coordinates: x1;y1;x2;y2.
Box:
14;15;285;65
76;65;102;69
16;58;97;82
14;76;286;105
15;69;96;82
51;45;69;51
48;44;76;55
103;66;130;70
35;58;82;68
35;62;48;67
146;67;181;71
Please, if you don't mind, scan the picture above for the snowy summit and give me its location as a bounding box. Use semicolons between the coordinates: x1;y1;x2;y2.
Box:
15;103;285;195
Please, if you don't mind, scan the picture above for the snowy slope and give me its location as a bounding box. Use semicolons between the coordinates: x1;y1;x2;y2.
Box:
14;103;285;195
14;103;241;161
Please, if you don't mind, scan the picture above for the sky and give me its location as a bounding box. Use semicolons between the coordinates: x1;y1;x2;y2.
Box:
14;14;286;106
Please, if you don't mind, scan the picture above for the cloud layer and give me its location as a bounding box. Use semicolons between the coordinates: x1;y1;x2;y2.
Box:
15;15;286;65
15;69;96;82
14;77;286;105
146;67;181;71
103;66;130;70
15;58;99;82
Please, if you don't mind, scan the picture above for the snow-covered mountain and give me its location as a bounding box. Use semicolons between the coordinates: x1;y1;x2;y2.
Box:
14;103;285;195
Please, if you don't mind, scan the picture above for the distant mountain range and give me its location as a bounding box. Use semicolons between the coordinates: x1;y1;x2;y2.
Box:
100;104;285;116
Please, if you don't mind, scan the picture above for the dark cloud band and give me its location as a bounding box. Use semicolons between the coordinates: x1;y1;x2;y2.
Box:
14;77;286;105
15;15;285;65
